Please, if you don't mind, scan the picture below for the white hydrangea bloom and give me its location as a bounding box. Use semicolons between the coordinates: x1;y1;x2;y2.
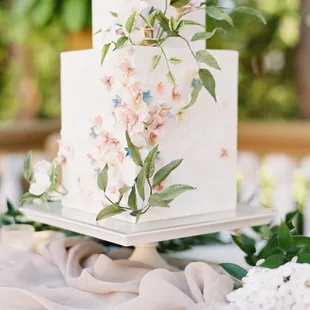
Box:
29;160;52;196
226;261;310;310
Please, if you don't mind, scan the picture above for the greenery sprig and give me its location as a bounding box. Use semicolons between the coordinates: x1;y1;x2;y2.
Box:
20;151;67;208
99;0;266;106
96;131;195;223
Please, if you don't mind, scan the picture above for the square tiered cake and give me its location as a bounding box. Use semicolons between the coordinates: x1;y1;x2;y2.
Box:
58;0;239;223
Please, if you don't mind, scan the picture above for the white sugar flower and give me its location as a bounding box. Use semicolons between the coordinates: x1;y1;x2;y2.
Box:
29;160;52;196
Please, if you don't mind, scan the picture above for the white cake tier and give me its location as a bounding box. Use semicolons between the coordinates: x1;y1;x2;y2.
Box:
92;0;205;50
60;46;238;222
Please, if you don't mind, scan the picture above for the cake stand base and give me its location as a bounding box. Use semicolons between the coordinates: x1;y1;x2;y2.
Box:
129;243;179;271
21;203;275;269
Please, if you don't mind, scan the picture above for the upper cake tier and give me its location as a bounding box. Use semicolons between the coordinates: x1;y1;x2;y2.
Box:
92;0;205;50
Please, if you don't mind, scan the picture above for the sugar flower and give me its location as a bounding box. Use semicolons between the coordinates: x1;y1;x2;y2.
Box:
29;160;52;196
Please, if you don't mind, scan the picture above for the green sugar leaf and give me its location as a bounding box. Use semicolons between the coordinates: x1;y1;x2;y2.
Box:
126;131;143;167
153;159;183;186
199;68;217;102
196;50;221;70
144;145;159;179
96;205;126;221
97;164;109;192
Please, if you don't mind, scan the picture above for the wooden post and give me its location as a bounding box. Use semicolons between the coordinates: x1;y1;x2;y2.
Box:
296;0;310;119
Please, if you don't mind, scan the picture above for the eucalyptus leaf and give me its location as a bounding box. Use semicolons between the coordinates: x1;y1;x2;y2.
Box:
220;263;247;281
235;6;267;25
113;36;129;50
125;12;136;33
279;221;293;250
153;159;183;186
125;131;143;167
196;50;221;70
96;205;126;221
170;0;191;8
199;68;217;102
128;185;138;211
23;151;32;182
101;43;111;65
191;28;225;41
144;145;159;179
136;168;145;200
97;164;109;192
183;81;202;110
149;193;169;208
205;6;234;27
260;254;285;269
167;71;176;85
160;184;195;202
151;55;161;71
169;57;182;65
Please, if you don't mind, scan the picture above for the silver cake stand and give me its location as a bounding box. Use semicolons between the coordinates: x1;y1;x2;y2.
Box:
21;203;275;270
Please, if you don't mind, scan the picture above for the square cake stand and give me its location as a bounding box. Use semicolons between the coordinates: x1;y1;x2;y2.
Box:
21;203;275;270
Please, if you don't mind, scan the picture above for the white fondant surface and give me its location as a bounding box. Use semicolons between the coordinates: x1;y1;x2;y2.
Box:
61;46;238;222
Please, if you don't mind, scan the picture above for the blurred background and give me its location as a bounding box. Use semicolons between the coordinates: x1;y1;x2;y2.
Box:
0;0;309;234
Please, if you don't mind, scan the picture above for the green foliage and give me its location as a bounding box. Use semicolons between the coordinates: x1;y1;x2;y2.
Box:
232;210;307;269
96;131;194;222
220;263;247;281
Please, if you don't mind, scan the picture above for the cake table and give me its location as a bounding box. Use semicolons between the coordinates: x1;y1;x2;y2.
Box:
21;204;275;269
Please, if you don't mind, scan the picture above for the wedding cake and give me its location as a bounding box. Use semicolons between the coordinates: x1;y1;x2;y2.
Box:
58;0;239;223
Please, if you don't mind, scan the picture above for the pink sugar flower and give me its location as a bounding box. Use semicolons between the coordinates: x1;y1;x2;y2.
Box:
148;105;170;131
156;82;165;94
100;76;114;91
172;86;181;101
120;59;135;77
94;115;103;127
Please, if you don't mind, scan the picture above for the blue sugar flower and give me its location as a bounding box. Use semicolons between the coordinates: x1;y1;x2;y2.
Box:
125;147;130;157
89;127;98;138
94;167;101;175
191;78;199;88
112;95;121;108
142;90;153;105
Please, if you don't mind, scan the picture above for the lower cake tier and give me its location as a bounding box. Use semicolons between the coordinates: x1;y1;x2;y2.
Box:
60;46;239;223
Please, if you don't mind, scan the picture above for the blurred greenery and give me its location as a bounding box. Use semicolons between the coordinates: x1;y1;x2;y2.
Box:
208;0;300;119
0;0;301;120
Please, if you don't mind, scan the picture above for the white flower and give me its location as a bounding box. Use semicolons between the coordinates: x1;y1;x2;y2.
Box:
227;262;310;310
29;160;52;196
